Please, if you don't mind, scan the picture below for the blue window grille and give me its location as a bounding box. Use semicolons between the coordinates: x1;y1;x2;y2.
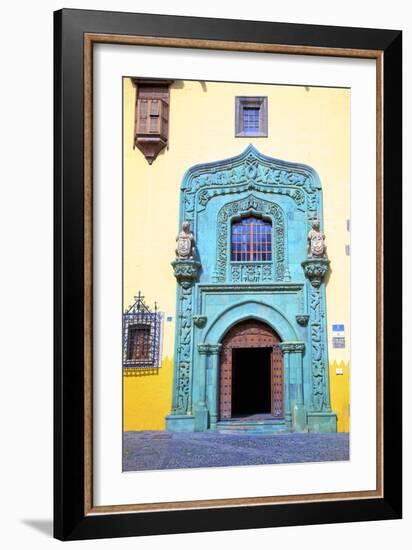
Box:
123;292;163;369
231;216;272;262
242;107;260;134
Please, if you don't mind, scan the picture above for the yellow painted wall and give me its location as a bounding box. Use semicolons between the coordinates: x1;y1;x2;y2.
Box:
123;78;351;432
123;358;173;431
329;361;350;432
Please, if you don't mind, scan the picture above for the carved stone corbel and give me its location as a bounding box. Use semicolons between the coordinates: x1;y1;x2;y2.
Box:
296;314;310;327
301;258;330;288
193;315;207;328
171;259;201;288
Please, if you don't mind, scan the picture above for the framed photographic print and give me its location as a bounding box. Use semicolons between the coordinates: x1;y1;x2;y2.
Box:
54;8;402;541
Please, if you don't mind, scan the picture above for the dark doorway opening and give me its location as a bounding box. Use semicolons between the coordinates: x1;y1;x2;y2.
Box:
231;347;271;416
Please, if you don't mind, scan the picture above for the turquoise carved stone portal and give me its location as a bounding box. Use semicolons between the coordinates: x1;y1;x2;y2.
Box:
166;145;337;434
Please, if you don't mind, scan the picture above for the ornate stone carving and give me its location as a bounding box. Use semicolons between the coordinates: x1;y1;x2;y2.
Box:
180;145;321;223
308;218;327;258
186;146;317;194
198;344;210;354
168;145;336;431
195;181;306;212
175;221;195;260
296;314;310;327
171;259;201;288
177;361;190;413
279;341;305;353
171;255;200;414
172;285;193;414
307;281;330;413
229;263;273;283
302;258;330;288
207;344;222;355
197;343;222;355
193;315;207;328
216;194;285;283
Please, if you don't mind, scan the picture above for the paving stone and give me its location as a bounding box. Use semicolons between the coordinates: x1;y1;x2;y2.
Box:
123;431;349;471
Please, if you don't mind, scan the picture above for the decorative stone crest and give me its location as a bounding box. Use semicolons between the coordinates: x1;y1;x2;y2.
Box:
302;258;330;288
175;221;195;260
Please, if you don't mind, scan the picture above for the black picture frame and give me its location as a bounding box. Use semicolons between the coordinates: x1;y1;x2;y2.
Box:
54;8;402;541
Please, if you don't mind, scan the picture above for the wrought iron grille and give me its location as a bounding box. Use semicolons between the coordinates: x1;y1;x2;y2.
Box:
123;292;163;369
231;216;272;262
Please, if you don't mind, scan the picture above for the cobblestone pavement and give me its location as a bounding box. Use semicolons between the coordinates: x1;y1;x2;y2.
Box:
123;431;349;471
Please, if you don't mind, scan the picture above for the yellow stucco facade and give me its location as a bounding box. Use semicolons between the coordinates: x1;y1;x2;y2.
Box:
123;78;350;432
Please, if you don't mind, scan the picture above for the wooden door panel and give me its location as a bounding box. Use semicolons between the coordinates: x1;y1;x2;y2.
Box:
219;346;232;419
272;345;284;417
219;320;283;420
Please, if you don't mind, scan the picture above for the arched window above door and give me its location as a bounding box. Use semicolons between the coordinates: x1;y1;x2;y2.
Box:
231;216;272;262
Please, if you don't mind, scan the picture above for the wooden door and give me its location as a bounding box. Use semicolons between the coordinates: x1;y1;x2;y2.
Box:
219;320;283;420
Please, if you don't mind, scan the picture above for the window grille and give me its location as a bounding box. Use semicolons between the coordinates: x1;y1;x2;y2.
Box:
127;324;151;361
242;107;260;133
123;292;163;369
231;216;272;262
235;96;268;137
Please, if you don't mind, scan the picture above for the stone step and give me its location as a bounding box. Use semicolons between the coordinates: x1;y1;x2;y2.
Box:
216;419;288;435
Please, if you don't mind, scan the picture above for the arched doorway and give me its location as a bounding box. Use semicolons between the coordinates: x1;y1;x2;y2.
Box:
219;320;283;420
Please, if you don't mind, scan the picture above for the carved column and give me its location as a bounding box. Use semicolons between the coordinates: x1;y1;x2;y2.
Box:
279;344;292;428
195;344;210;431
280;342;306;432
206;344;222;430
193;343;222;431
302;257;332;414
170;259;200;416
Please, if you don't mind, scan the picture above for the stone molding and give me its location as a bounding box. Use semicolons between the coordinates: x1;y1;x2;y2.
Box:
193;315;207;328
198;343;222;355
279;341;305;353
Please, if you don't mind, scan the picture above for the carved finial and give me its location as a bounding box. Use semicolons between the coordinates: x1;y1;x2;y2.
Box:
308;218;327;258
175;221;195;260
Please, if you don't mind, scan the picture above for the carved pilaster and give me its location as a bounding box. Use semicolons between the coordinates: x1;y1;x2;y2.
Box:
198;344;222;430
197;345;209;409
302;257;331;412
280;341;306;431
305;278;331;413
171;259;200;415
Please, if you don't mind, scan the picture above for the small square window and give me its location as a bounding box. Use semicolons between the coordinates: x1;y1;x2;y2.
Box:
235;97;268;137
